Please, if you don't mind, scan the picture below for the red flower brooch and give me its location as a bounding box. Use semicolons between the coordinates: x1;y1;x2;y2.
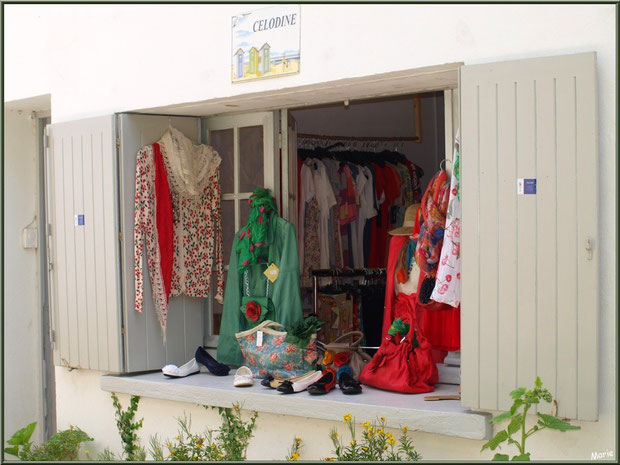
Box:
245;300;261;322
333;352;351;367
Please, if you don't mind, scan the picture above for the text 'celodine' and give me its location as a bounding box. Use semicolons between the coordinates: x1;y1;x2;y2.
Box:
253;14;297;32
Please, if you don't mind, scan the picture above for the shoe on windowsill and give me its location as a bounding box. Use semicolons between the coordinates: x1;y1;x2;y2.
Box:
162;358;201;378
195;346;230;376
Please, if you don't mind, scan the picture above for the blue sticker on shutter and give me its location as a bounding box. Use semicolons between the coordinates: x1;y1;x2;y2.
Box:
523;179;537;194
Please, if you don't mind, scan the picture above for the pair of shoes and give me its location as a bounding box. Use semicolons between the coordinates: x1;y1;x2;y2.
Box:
162;358;200;378
337;367;362;395
277;370;323;394
233;366;254;387
195;347;230;376
307;368;338;395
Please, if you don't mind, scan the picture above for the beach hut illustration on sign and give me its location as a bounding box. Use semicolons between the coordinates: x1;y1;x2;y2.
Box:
259;43;271;74
234;48;245;79
248;47;259;74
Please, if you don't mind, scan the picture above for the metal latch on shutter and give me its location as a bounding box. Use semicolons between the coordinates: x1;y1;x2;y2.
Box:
585;237;594;260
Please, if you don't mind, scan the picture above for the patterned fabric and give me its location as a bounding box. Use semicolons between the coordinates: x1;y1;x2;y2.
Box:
237;329;318;379
431;133;462;307
236;188;279;271
134;145;168;332
414;170;450;277
317;293;356;343
134;128;225;338
301;198;320;287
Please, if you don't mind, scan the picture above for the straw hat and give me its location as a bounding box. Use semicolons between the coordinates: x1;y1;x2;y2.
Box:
388;203;421;236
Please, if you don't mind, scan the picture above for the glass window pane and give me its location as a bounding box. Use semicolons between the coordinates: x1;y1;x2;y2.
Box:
239;125;264;192
240;198;251;228
221;200;235;262
211;272;225;335
209;129;234;193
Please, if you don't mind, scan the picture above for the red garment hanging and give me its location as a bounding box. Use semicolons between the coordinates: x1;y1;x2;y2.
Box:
153;142;174;302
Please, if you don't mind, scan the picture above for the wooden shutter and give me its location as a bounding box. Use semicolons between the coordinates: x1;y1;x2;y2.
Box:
118;114;205;372
460;53;599;420
46;115;123;372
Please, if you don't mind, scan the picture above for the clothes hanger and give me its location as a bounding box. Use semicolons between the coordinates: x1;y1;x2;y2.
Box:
439;158;452;171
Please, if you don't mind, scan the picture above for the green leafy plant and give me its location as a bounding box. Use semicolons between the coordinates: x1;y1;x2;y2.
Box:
285;436;303;461
107;392;146;461
482;377;581;461
4;422;93;461
324;414;420;461
148;403;258;461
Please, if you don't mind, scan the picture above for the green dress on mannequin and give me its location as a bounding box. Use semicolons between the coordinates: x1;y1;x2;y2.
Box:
217;189;303;367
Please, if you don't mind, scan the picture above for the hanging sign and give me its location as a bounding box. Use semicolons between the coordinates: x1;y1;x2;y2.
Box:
232;5;300;83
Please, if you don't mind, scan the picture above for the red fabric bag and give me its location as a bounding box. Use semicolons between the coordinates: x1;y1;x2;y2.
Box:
360;292;438;394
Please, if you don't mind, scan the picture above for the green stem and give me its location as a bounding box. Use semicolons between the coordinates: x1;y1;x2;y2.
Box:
520;404;530;455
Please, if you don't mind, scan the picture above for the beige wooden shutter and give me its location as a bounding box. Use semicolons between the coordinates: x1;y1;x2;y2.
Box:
460;52;599;420
47;115;123;372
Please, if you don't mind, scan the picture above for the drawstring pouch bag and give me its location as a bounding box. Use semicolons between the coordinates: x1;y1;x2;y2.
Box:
240;269;275;327
235;320;319;379
360;293;438;393
318;331;372;381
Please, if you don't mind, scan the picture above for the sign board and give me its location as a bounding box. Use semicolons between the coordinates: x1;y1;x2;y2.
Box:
517;178;537;195
232;5;300;83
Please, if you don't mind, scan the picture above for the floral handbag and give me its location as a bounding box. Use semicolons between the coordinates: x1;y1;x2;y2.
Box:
235;320;319;379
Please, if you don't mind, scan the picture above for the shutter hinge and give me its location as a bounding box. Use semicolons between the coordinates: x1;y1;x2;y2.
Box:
585;237;594;260
118;232;123;242
278;132;282;149
121;325;126;335
50;329;55;343
116;138;121;149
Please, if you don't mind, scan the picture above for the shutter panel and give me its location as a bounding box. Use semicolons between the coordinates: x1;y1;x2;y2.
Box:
118;114;204;372
47;115;123;372
460;52;599;420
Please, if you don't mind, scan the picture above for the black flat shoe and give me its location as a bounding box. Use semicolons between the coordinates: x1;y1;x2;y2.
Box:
195;346;230;376
261;375;274;388
338;371;362;395
276;380;295;394
307;369;337;395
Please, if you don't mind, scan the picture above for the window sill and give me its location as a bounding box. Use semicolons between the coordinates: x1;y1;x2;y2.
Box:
100;372;491;440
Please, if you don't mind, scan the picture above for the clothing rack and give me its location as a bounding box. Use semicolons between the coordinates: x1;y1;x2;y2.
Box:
311;268;386;351
298;133;420;142
311;268;386;322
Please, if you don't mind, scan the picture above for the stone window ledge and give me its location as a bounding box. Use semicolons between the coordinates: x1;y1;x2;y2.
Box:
100;372;491;440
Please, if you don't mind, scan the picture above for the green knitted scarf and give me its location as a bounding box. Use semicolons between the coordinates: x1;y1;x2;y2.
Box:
235;188;278;271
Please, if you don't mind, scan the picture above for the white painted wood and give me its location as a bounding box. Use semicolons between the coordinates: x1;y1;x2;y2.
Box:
460;53;599;420
201;112;279;344
47;115;122;372
101;373;491;440
117;114;205;372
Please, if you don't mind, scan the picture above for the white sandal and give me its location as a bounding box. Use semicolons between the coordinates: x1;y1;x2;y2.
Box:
234;366;254;387
162;358;200;378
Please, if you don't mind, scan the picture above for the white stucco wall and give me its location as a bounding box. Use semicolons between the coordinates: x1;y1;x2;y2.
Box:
3;3;616;460
55;368;615;461
3;109;45;444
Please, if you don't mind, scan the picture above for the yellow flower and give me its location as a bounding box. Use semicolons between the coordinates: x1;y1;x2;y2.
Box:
167;442;172;449
386;432;392;438
350;440;356;446
171;449;176;454
401;426;409;433
176;435;180;440
84;450;90;455
324;458;335;461
363;447;369;451
362;421;370;428
343;413;353;423
368;427;374;434
290;452;300;461
377;428;384;435
196;442;202;449
210;444;216;450
295;437;302;444
388;437;396;445
380;417;386;423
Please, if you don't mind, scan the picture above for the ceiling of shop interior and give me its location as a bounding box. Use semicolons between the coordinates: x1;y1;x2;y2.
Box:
134;62;461;117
